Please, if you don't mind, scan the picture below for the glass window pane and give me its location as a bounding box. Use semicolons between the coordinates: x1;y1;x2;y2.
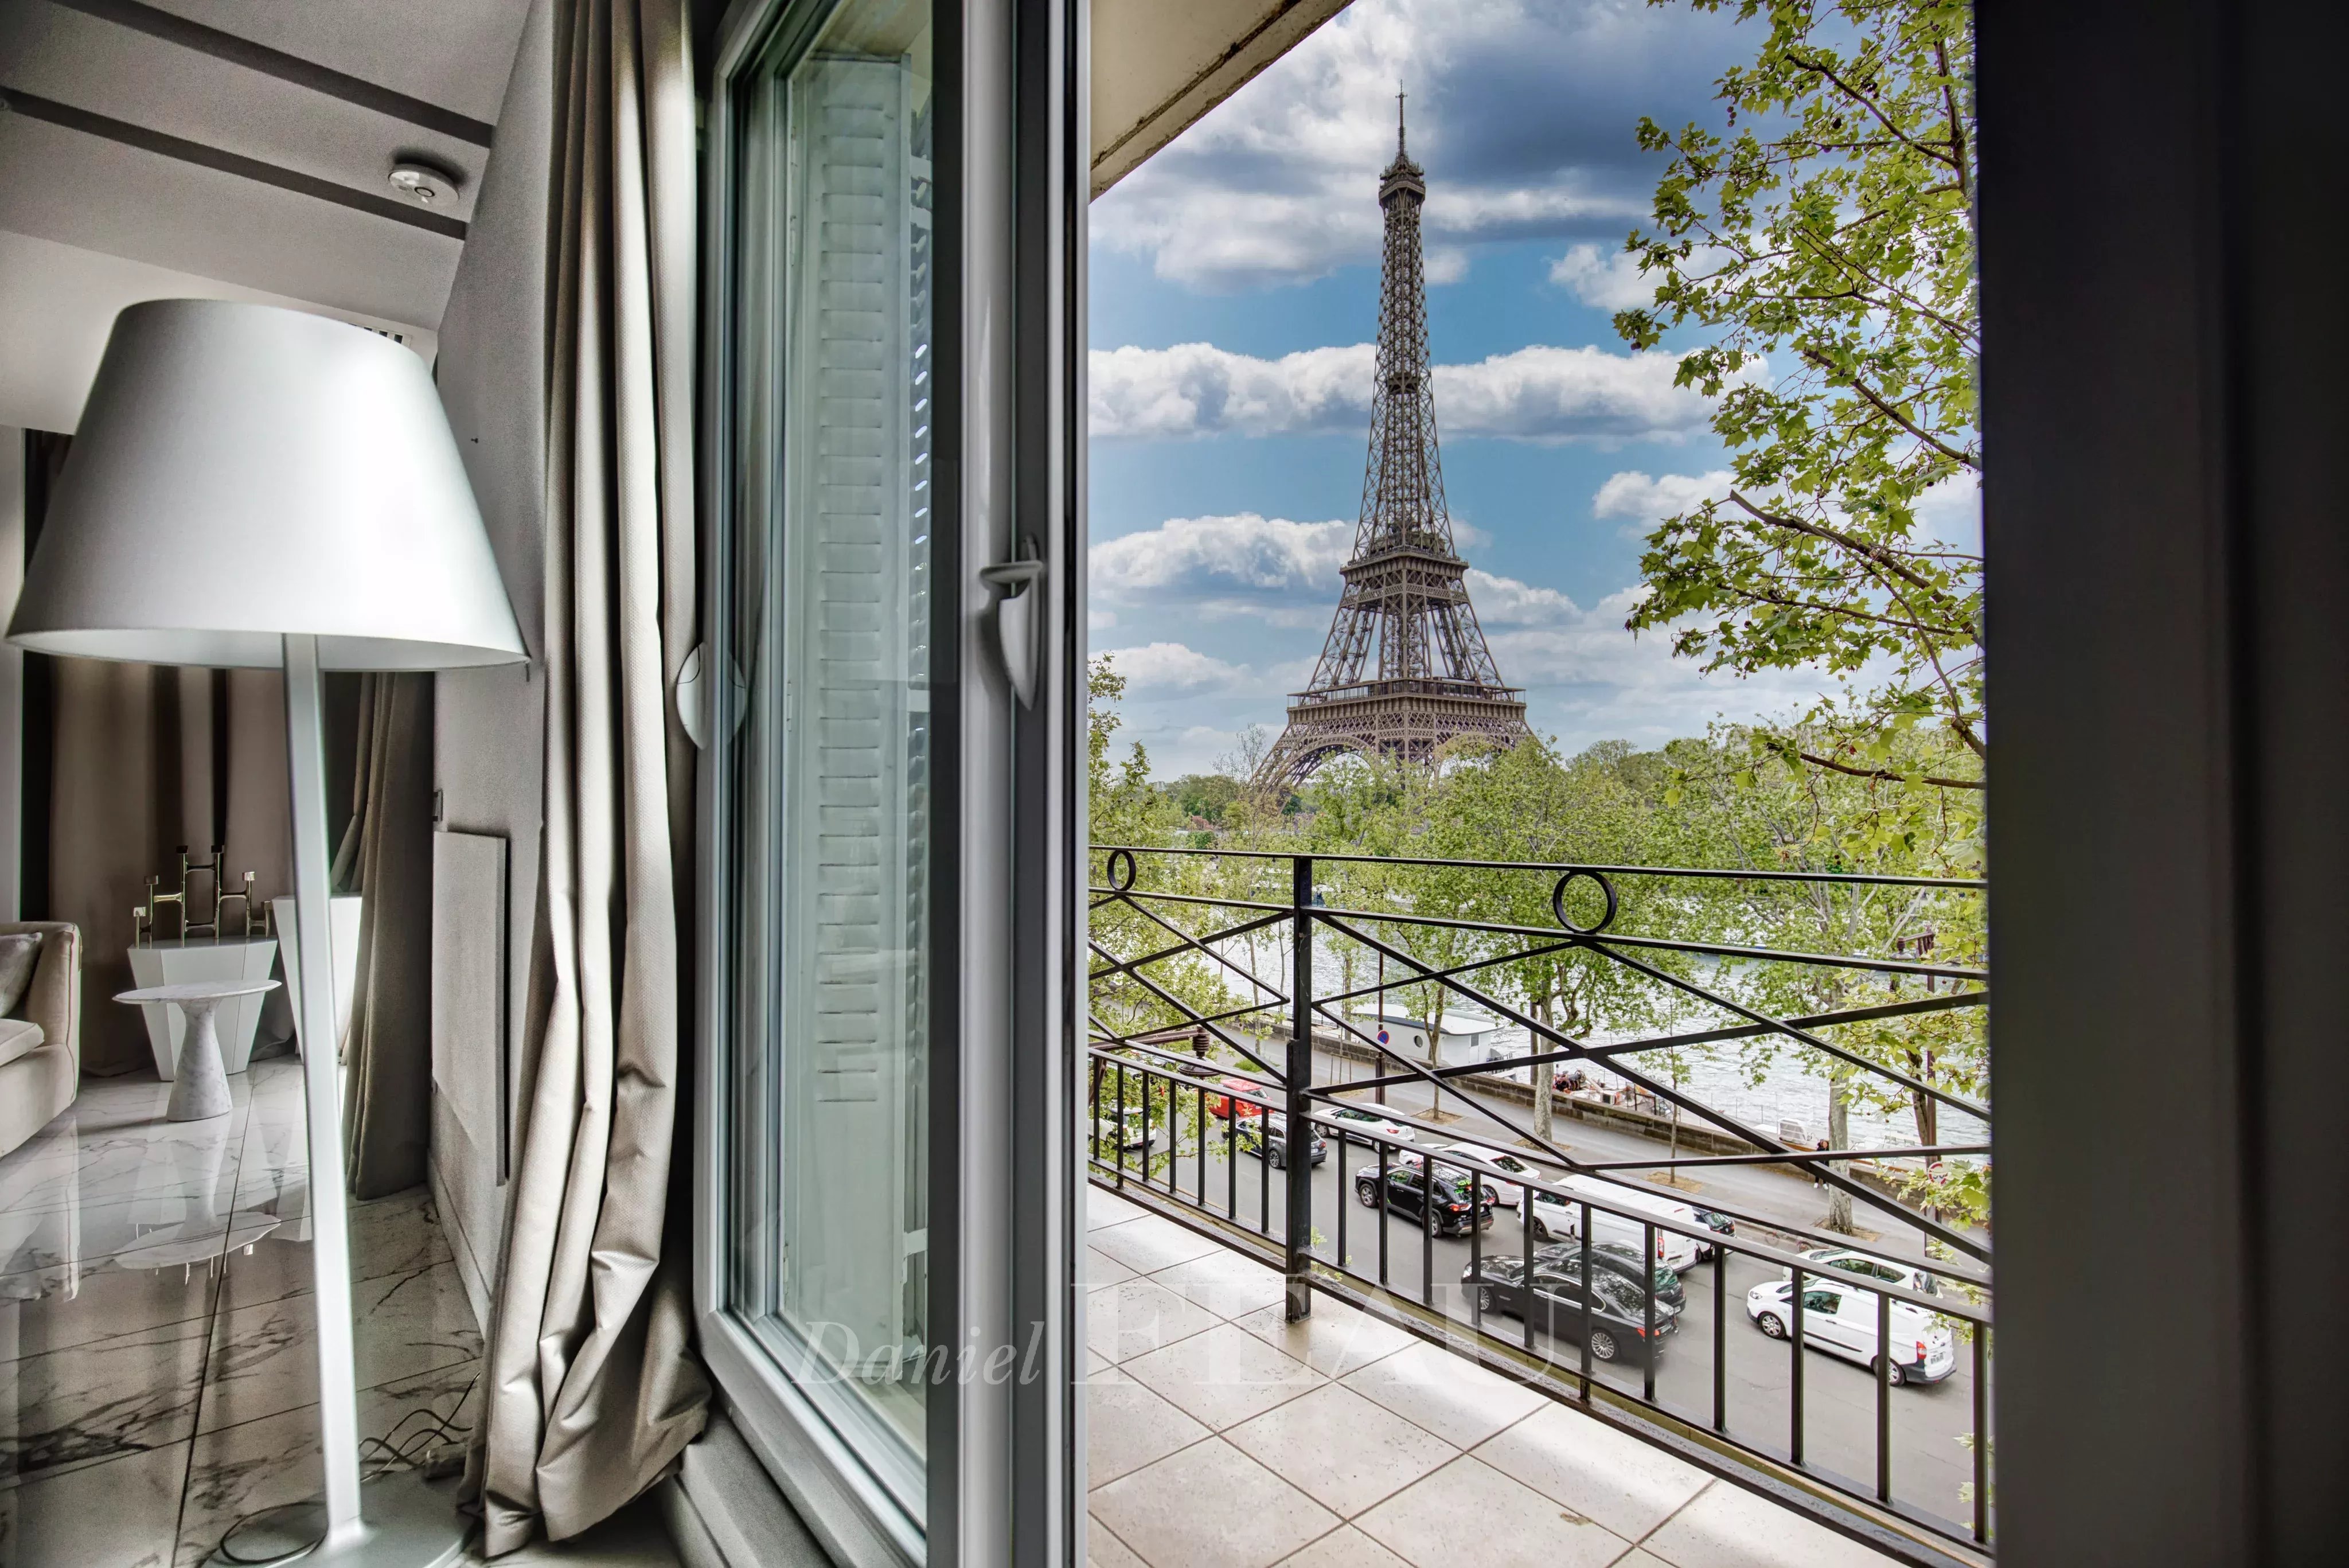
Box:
729;0;935;1516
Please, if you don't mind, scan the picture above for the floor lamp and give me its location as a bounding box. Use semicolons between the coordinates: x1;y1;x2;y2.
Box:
10;299;526;1565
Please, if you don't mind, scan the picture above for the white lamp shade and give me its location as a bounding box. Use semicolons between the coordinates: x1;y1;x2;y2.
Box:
7;299;525;671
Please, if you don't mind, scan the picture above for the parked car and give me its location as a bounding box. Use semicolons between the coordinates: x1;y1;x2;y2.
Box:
1091;1116;1155;1155
1354;1164;1493;1235
1534;1239;1685;1309
1462;1254;1680;1364
1688;1206;1735;1260
1782;1246;1942;1298
1745;1278;1957;1386
1316;1103;1417;1148
1518;1174;1704;1270
1232;1111;1326;1169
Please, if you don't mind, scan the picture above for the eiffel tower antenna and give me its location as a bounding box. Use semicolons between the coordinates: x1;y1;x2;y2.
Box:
1258;112;1532;789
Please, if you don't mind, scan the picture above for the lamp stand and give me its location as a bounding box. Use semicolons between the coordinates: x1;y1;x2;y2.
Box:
209;634;468;1567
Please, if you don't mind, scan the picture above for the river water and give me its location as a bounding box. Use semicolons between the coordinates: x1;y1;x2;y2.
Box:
1177;929;1990;1159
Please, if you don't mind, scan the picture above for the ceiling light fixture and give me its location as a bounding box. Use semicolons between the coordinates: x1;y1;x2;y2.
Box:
388;159;461;206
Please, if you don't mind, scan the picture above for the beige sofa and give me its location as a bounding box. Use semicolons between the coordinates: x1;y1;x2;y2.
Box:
0;923;81;1159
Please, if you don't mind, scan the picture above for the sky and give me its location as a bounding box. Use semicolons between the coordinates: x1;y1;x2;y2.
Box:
1086;0;1884;779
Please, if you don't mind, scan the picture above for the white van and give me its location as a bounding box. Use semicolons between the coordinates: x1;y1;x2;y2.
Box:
1745;1277;1957;1386
1518;1173;1703;1270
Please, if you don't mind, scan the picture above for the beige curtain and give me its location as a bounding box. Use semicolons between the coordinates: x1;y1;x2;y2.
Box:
335;673;438;1198
478;0;707;1550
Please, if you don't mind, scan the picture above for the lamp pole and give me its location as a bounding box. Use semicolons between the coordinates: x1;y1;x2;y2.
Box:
283;632;364;1542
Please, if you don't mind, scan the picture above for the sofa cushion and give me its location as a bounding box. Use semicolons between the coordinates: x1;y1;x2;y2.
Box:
0;931;40;1017
0;1017;44;1070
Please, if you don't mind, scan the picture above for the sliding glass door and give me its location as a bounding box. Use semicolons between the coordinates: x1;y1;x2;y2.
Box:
699;0;1083;1563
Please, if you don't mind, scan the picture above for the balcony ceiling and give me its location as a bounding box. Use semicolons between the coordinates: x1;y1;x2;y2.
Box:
1092;0;1355;197
0;0;533;333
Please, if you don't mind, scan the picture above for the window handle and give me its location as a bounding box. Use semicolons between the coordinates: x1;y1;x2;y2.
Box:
980;535;1044;707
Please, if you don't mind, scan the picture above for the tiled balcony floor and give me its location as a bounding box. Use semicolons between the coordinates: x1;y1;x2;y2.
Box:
1085;1184;1906;1568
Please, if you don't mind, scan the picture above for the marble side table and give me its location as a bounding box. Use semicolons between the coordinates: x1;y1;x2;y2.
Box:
116;979;282;1122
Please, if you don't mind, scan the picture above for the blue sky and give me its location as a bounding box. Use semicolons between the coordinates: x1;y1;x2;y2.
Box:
1086;0;1937;778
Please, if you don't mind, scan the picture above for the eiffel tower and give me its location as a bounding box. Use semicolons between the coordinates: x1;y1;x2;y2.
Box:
1259;96;1532;789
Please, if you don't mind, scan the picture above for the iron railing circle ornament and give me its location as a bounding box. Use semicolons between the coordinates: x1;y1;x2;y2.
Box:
1105;848;1138;892
1551;868;1619;934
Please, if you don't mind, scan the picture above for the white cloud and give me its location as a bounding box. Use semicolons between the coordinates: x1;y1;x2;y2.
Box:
1090;343;1726;445
1088;608;1117;630
1091;513;1354;594
1091;0;1748;292
1097;642;1250;693
1464;569;1578;625
1550;243;1657;310
1487;588;1858;748
1591;469;1736;532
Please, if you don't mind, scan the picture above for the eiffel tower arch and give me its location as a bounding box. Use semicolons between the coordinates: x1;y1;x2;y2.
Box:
1259;99;1532;790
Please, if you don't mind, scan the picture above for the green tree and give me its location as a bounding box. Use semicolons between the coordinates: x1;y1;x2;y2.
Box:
1618;0;1981;780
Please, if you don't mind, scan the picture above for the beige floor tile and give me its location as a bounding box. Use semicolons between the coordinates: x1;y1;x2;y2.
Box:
1088;1511;1151;1568
1087;1375;1212;1487
1277;1525;1416;1567
1473;1402;1711;1540
1122;1322;1325;1430
1091;1438;1340;1568
1231;1295;1415;1378
1090;1215;1226;1276
1339;1340;1548;1449
1355;1455;1633;1568
1084;1247;1137;1290
1640;1477;1901;1568
1087;1280;1222;1364
1087;1185;1150;1231
1147;1249;1289;1320
0;1440;185;1567
198;1259;479;1433
1225;1383;1456;1517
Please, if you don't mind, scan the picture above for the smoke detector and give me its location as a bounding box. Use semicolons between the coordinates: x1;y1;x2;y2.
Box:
388;159;461;206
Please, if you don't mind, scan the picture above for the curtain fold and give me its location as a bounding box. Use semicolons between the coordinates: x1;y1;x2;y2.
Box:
338;672;438;1198
478;0;707;1549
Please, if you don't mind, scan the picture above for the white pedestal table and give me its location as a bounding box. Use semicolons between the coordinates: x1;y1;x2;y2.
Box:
117;978;282;1123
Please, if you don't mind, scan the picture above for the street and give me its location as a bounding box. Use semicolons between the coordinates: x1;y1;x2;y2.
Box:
1090;1108;1989;1537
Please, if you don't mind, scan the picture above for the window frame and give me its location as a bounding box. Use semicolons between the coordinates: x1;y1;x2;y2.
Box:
696;1;1087;1564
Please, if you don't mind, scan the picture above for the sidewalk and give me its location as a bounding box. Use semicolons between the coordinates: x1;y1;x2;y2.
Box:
1084;1183;1908;1568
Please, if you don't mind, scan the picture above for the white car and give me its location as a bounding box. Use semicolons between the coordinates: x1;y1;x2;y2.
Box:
1313;1104;1416;1148
1422;1142;1534;1206
1746;1278;1956;1386
1782;1246;1943;1299
1519;1173;1703;1270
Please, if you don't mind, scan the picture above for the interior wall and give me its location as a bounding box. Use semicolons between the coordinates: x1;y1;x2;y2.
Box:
0;431;20;922
428;0;554;1327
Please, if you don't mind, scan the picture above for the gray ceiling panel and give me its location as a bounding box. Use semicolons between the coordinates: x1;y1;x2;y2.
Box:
0;112;462;327
1;2;488;220
137;0;535;126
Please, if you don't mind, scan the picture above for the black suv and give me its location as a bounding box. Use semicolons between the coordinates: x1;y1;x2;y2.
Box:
1234;1111;1328;1168
1534;1239;1685;1309
1461;1253;1679;1364
1354;1164;1493;1235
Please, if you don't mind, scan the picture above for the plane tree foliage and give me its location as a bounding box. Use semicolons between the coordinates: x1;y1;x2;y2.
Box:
1617;0;1982;790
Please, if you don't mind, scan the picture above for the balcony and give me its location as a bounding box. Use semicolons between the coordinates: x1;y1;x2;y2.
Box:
1085;847;1990;1567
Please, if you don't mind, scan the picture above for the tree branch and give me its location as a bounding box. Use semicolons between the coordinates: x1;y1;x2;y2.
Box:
1767;740;1984;792
1798;348;1980;469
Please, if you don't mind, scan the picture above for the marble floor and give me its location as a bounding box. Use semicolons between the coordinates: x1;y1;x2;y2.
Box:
0;1055;677;1568
1084;1184;1915;1568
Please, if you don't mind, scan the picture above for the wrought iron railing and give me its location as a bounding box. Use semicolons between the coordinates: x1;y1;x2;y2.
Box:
1086;845;1993;1558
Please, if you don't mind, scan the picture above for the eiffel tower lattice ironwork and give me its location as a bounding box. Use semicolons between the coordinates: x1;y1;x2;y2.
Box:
1259;96;1532;789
